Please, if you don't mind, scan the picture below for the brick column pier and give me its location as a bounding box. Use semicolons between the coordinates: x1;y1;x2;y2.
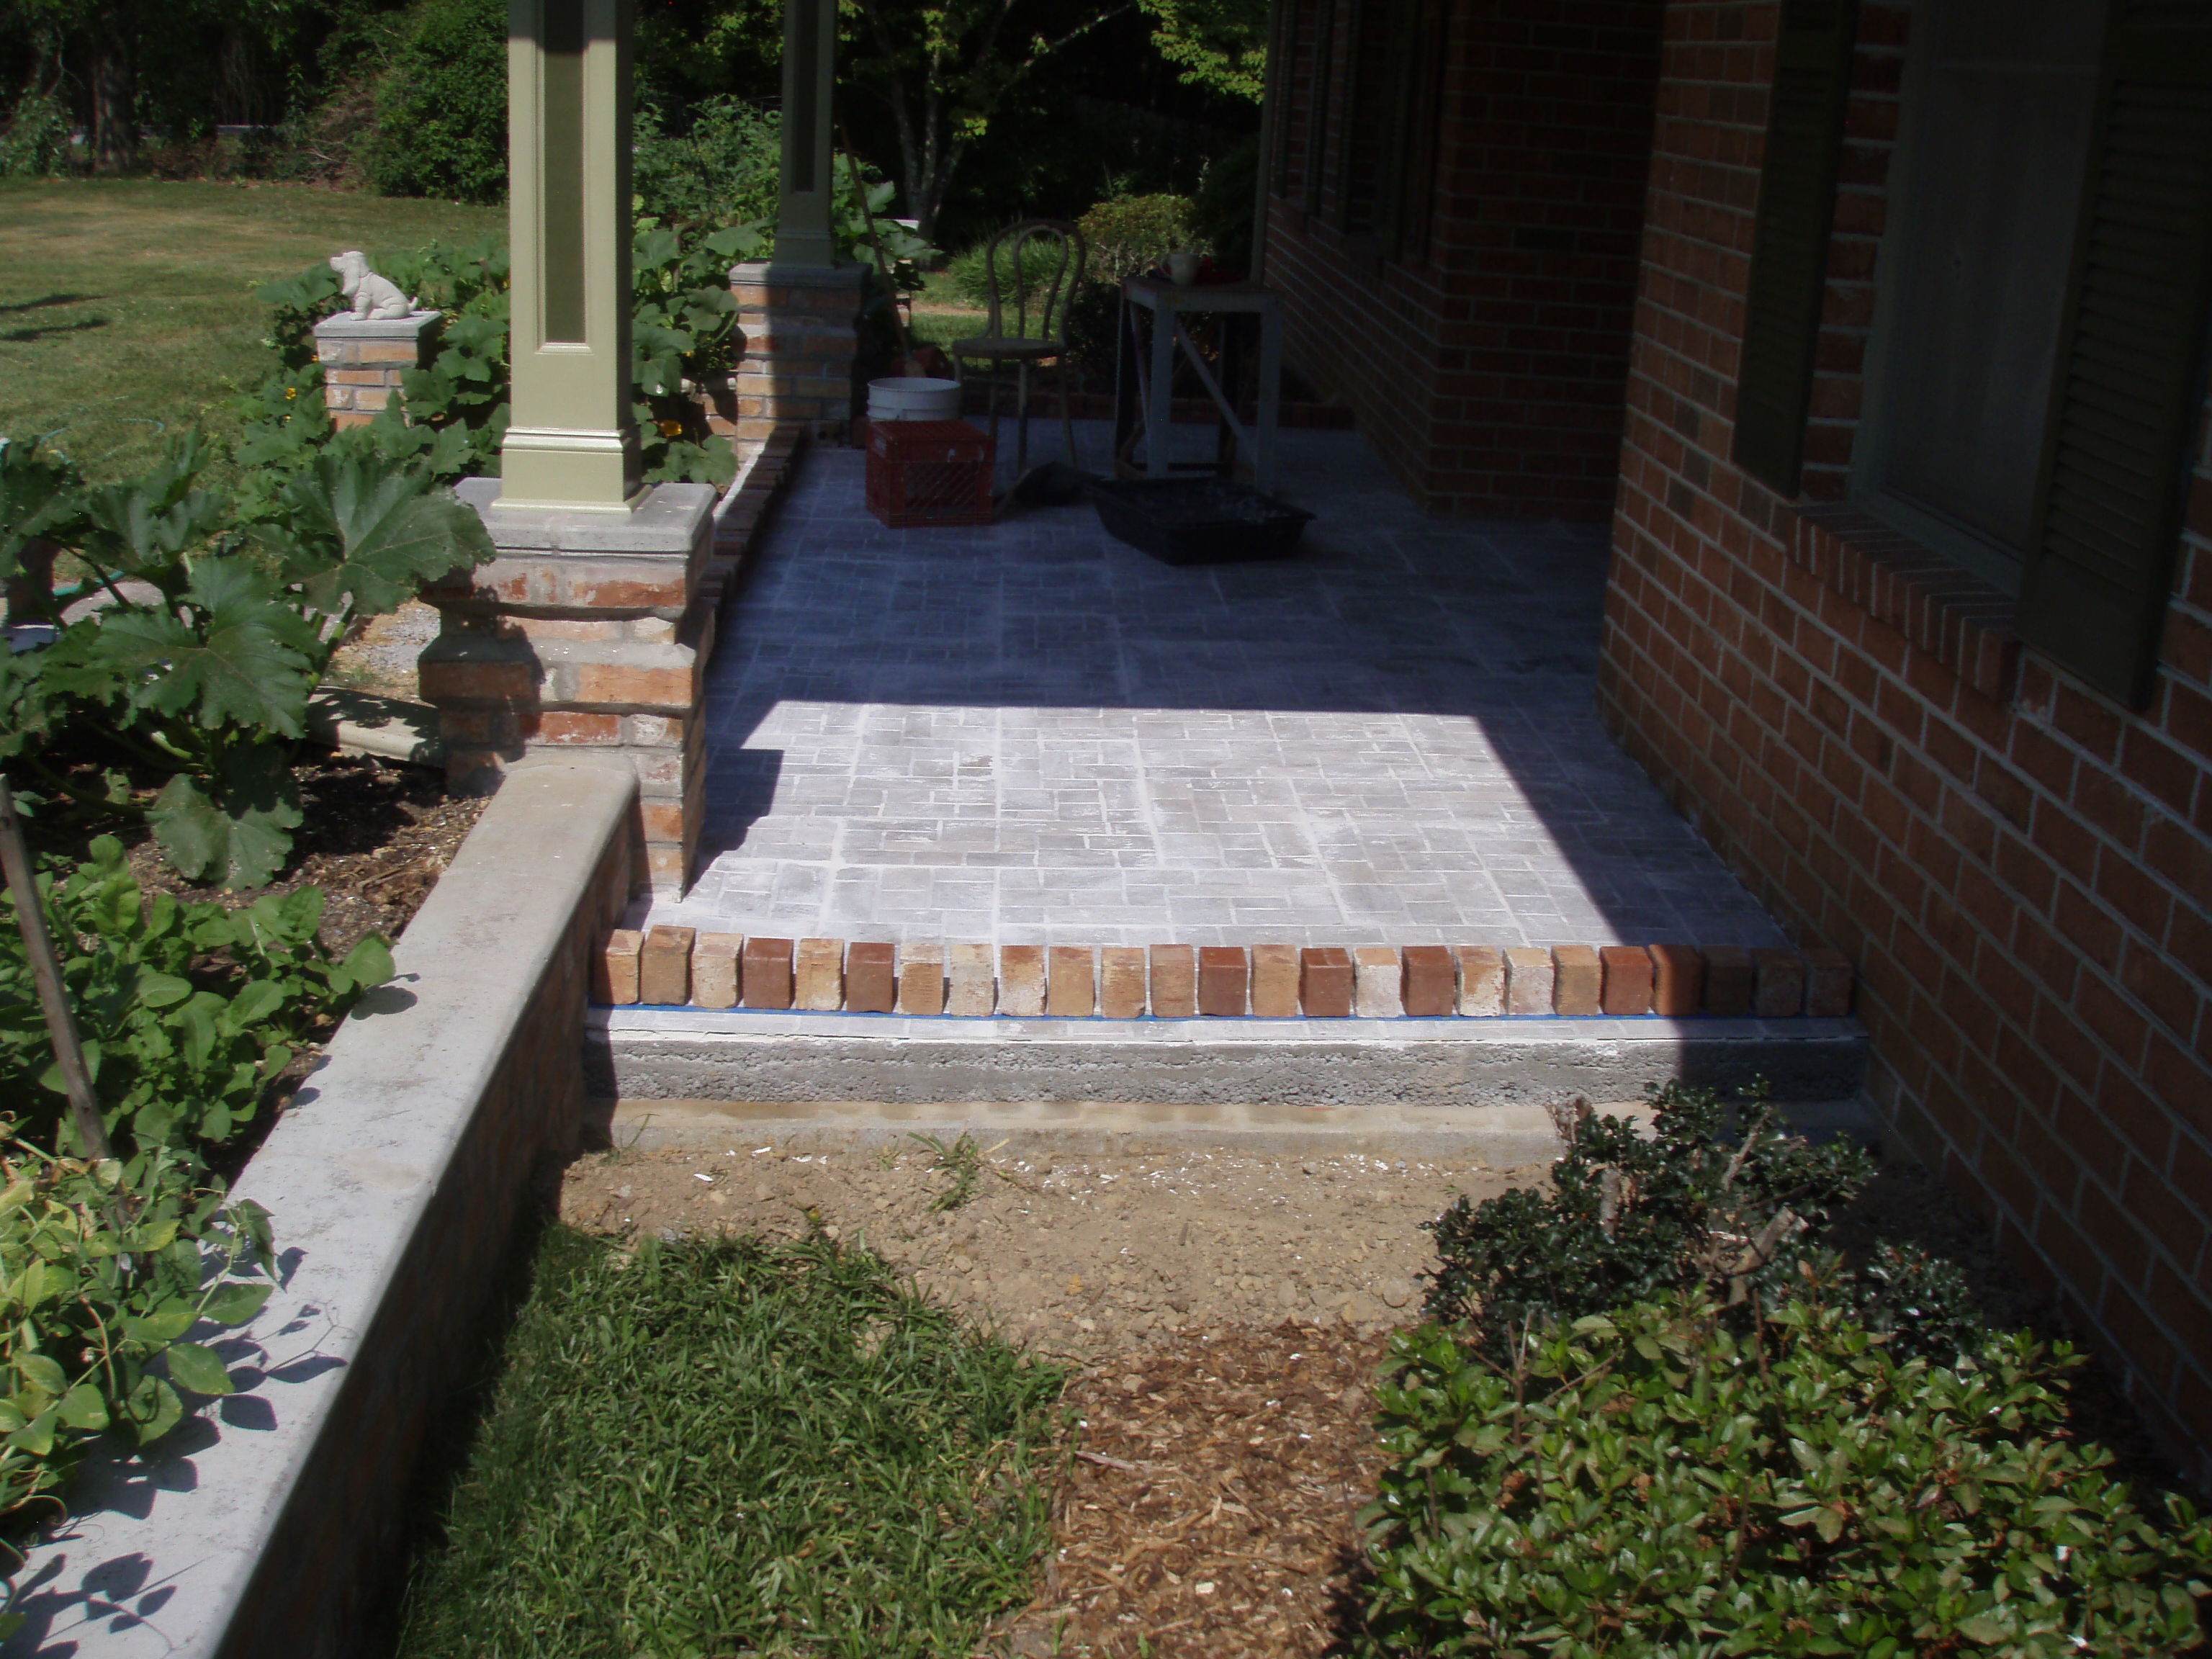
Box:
418;482;719;895
311;311;441;428
730;261;870;447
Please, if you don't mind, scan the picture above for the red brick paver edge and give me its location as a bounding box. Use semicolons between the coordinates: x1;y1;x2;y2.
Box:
595;938;1858;1020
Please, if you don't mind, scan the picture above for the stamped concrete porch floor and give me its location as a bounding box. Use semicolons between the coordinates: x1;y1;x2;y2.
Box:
644;426;1786;950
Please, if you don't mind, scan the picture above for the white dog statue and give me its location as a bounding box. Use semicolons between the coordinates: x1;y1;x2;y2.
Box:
331;250;415;321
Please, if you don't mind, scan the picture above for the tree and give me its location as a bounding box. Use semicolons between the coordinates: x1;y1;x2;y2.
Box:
368;0;506;203
1137;0;1267;102
841;0;1132;242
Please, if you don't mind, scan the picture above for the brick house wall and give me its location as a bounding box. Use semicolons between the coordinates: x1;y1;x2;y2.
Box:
1599;0;2212;1471
1262;0;1664;518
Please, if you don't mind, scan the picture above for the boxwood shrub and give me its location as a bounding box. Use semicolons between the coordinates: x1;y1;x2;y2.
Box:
1361;1293;2212;1657
1363;1088;2212;1655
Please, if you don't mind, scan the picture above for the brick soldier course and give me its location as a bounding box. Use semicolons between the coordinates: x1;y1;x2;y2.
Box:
594;933;1853;1022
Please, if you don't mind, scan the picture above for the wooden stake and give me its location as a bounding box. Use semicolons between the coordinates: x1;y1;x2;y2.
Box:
0;775;114;1160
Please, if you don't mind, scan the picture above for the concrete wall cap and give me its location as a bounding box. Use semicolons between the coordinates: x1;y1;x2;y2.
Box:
456;477;717;554
729;260;869;289
0;764;637;1659
310;310;443;338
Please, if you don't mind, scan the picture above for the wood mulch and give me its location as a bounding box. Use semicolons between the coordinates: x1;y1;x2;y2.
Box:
30;752;480;962
981;1323;1385;1659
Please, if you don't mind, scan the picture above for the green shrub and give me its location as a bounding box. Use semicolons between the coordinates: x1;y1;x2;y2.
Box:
0;91;73;179
1423;1086;1879;1346
0;837;392;1151
370;0;508;204
1361;1292;2212;1657
633;96;781;230
1076;192;1202;284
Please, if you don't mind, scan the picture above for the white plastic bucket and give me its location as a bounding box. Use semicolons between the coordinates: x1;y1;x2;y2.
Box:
867;377;963;422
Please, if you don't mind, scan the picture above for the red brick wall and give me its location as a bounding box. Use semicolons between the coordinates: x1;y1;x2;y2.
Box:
1264;0;1664;518
1600;0;2212;1475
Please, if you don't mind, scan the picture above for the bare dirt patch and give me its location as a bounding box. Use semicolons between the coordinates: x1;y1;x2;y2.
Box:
559;1138;1534;1355
559;1133;1545;1658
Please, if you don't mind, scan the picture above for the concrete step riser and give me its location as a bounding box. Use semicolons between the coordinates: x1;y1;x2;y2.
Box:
589;1096;1879;1167
588;1010;1869;1112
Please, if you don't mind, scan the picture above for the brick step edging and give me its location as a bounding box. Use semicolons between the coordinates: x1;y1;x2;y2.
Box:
596;935;1851;1022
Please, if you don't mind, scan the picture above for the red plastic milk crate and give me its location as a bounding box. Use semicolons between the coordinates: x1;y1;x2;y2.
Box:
865;419;996;529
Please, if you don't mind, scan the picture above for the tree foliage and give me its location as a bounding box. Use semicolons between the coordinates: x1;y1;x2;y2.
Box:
368;0;508;202
841;0;1134;240
1137;0;1268;102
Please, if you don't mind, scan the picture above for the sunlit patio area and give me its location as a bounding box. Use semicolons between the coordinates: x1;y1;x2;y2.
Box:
642;425;1787;950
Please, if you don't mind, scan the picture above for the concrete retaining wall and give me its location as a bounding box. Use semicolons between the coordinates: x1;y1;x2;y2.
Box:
3;764;637;1659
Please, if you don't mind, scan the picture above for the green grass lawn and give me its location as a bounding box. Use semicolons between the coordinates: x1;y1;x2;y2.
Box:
396;1226;1066;1658
905;266;989;353
0;179;501;480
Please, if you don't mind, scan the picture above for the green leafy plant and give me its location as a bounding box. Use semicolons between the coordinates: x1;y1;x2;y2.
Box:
254;258;346;374
0;430;495;886
0;1134;277;1533
1075;192;1202;285
629;222;766;485
235;223;760;500
1359;1292;2212;1657
1423;1084;1877;1344
838;170;936;295
0;837;392;1152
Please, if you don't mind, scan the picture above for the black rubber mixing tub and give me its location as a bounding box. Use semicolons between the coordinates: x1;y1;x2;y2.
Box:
1087;477;1315;566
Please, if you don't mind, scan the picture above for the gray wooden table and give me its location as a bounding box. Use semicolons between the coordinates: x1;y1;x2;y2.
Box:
1113;275;1285;495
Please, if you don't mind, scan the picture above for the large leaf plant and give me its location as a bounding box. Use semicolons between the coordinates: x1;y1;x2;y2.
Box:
233;222;765;505
0;431;495;888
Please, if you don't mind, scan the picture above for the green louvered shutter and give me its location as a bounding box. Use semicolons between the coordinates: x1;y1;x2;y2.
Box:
1732;0;1860;495
2019;0;2212;709
1303;0;1336;216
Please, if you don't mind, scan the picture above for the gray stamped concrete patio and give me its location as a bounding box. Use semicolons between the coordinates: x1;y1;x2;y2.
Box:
643;424;1786;952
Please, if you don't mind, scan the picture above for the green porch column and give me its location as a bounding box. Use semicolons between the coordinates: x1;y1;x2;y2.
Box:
500;0;639;510
775;0;839;268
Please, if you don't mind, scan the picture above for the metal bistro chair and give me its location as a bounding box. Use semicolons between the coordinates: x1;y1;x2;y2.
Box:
949;219;1088;477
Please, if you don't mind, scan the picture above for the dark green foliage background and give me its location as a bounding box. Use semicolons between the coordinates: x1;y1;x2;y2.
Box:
368;0;509;204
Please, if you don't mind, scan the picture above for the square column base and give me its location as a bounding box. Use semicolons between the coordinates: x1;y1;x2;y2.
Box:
421;478;719;895
730;261;870;447
313;310;442;428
